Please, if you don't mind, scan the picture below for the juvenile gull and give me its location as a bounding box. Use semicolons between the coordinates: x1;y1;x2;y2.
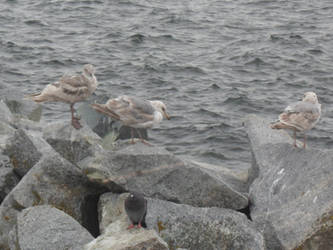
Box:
271;91;321;148
27;64;97;129
124;192;147;229
91;95;170;144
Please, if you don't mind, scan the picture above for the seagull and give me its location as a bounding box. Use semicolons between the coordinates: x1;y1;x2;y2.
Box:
124;192;147;229
271;91;321;148
91;95;170;144
27;64;97;129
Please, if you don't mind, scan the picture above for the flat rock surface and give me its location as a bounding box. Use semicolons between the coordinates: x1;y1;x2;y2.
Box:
98;192;265;250
84;220;168;250
245;115;333;250
43;122;102;165
10;205;94;250
80;142;248;210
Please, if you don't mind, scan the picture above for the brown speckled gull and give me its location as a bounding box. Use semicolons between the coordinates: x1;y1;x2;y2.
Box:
28;64;97;129
271;91;321;148
91;95;170;144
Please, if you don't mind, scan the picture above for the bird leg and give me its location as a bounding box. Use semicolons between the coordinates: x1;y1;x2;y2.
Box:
136;223;142;228
303;133;307;149
70;103;82;129
130;128;136;144
293;129;297;147
136;129;152;146
127;224;135;230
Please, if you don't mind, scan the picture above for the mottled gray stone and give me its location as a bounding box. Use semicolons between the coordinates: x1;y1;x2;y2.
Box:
0;90;42;122
189;159;251;194
84;220;168;250
9;205;94;250
0;155;19;204
0;152;107;249
43;122;103;165
245;114;333;250
3;129;42;177
0;100;14;125
98;193;129;234
98;193;265;250
80;142;248;210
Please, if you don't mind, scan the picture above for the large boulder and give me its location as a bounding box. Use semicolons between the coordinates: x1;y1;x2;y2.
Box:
43;122;103;165
98;192;265;250
9;205;94;250
0;90;42;122
3;129;43;177
0;151;108;249
0;101;16;149
84;220;168;250
0;155;19;204
80;142;248;210
0;100;14;125
245;115;333;250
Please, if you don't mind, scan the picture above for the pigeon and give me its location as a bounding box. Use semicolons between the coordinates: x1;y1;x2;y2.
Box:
124;192;147;229
271;91;321;148
91;95;170;144
27;64;98;129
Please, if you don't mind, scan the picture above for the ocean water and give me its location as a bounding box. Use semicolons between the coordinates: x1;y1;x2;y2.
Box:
1;0;333;170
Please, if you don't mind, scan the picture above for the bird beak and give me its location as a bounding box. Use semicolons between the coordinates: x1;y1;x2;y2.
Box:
164;111;170;120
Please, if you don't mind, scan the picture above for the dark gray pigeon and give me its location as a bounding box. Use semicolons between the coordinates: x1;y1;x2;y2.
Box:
124;192;147;229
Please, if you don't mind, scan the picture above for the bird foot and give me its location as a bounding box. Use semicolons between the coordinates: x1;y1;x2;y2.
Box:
136;223;142;228
71;117;82;130
127;224;135;230
140;139;152;146
130;138;137;144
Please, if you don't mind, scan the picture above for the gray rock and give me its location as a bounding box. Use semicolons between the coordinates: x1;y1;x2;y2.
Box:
0;155;19;204
43;122;103;165
9;205;94;250
84;220;168;250
6;99;42;122
98;192;265;250
1;90;42;122
245;114;333;249
189;159;252;194
0;100;14;125
0;152;107;249
0;101;16;152
80;142;248;210
0;121;16;150
98;193;129;234
3;129;42;177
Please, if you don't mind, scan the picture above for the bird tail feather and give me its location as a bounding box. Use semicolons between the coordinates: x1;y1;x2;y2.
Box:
91;103;120;120
24;92;46;103
271;121;289;129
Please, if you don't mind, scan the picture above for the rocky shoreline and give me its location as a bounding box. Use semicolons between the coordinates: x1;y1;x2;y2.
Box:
0;99;332;249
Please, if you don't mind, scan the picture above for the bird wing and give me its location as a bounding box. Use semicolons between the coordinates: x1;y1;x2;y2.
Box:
58;75;90;97
105;96;155;125
279;101;321;131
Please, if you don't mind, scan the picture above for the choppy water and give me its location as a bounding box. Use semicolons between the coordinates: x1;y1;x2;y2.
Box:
1;0;333;170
